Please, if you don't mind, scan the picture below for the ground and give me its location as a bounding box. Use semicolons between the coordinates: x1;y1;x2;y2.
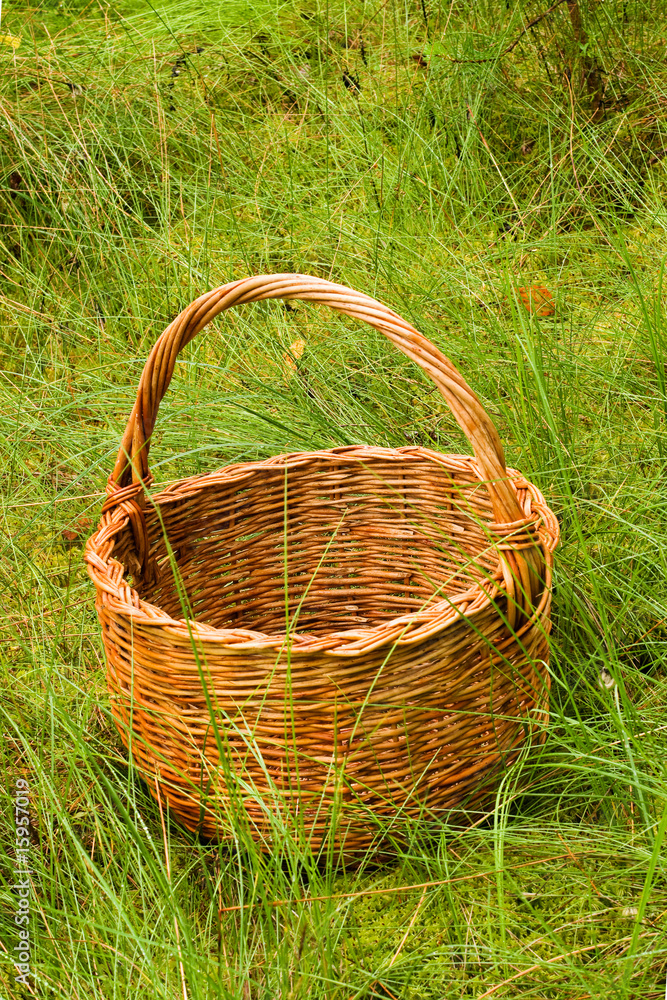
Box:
1;1;666;997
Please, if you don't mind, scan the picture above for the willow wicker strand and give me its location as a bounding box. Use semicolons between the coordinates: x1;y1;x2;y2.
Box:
86;274;559;857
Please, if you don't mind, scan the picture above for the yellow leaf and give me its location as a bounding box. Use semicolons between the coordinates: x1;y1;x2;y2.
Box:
283;338;306;374
0;34;21;49
289;338;306;360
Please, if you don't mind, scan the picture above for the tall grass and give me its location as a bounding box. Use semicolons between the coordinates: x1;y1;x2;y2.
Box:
1;0;666;996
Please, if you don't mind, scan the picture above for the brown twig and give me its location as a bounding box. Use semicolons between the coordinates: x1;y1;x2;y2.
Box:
477;932;653;998
567;1;605;121
448;0;571;64
219;851;599;914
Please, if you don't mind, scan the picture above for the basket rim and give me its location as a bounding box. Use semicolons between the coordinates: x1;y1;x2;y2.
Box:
85;444;558;656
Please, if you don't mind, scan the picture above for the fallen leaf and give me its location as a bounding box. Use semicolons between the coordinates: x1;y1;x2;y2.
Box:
518;284;555;317
0;34;21;49
61;517;93;546
283;338;306;374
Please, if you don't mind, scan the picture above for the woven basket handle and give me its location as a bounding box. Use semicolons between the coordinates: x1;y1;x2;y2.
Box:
105;274;542;609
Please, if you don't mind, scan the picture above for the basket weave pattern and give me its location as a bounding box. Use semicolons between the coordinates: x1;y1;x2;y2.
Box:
85;275;559;854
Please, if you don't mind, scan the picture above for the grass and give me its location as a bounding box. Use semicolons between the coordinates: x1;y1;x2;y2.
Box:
1;0;667;995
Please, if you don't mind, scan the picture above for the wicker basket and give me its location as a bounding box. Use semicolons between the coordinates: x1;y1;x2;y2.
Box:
85;274;559;856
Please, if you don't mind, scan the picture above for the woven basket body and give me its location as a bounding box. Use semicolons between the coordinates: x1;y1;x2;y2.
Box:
86;275;559;856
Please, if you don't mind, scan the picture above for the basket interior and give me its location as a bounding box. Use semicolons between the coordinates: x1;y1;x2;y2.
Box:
130;454;502;636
